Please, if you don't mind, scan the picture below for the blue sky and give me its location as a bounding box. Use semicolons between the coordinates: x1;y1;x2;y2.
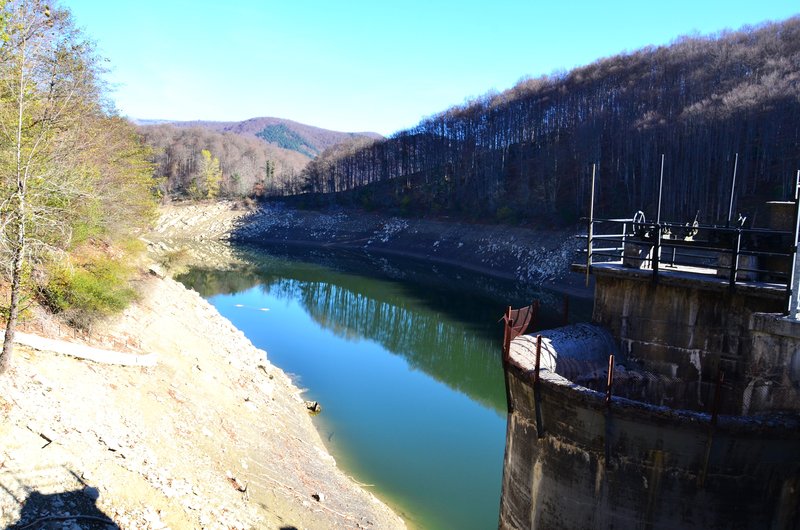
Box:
63;0;799;135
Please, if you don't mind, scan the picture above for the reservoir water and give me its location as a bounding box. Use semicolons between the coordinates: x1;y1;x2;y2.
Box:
177;245;588;529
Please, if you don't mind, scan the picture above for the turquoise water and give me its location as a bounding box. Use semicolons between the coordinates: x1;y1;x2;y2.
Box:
178;246;587;529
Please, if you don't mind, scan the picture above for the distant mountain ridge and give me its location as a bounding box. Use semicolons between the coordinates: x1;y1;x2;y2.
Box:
135;116;382;158
136;117;382;199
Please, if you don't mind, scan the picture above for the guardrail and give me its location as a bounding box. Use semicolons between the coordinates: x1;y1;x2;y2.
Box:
580;217;798;310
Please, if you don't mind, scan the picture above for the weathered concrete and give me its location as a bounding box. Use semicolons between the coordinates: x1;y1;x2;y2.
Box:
499;360;800;529
0;330;157;367
508;323;617;379
501;261;800;529
745;313;800;414
591;267;785;413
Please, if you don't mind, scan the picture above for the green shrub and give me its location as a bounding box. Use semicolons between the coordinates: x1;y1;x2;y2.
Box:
40;256;137;329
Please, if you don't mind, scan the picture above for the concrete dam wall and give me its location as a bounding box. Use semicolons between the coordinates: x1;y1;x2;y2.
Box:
500;267;800;529
501;357;800;528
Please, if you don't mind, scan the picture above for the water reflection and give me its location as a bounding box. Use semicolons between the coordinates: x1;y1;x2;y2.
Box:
179;245;585;413
176;244;590;530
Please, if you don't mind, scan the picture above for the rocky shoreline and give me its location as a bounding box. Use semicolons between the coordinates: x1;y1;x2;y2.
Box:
151;200;588;296
232;203;584;290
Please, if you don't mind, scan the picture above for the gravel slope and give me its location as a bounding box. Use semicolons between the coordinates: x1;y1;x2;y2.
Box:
0;219;405;529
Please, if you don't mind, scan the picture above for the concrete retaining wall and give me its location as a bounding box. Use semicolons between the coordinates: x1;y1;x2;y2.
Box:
745;313;800;414
592;273;785;413
499;363;800;529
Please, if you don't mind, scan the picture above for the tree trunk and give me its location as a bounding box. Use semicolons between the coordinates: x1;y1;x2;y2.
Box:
1;23;28;375
0;207;25;374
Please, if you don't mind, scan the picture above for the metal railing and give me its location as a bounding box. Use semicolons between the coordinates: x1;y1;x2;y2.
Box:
581;217;798;308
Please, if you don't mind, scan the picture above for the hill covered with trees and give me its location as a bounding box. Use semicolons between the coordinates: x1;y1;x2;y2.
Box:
138;118;381;199
0;1;157;370
301;17;800;226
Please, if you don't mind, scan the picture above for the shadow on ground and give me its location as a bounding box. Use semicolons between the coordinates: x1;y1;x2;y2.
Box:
7;486;117;529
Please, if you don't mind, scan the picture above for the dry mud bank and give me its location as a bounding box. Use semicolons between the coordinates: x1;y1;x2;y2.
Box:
149;200;584;290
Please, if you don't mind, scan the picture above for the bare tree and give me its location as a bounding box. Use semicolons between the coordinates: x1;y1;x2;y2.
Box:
0;0;102;372
299;17;800;224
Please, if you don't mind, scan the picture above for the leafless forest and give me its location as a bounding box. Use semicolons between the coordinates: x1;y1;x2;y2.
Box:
140;125;309;198
301;18;800;226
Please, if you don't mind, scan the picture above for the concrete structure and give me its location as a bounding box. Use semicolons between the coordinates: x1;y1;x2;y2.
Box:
499;215;800;529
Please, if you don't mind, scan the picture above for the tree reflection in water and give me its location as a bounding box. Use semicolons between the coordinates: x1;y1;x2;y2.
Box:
178;245;589;413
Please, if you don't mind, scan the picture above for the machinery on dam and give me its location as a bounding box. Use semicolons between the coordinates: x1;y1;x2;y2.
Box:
499;196;800;528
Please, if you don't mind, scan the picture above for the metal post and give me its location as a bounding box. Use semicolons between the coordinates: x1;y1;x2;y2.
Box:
605;354;615;407
534;334;544;438
727;153;739;228
652;226;660;283
586;164;596;287
653;153;665;280
502;306;512;361
730;229;741;289
788;170;800;317
502;306;515;415
621;221;627;262
657;154;665;224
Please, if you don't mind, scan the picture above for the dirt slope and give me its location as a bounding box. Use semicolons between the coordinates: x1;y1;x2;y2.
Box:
0;247;404;528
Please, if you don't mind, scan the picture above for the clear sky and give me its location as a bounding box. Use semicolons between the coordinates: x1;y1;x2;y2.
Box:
62;0;799;136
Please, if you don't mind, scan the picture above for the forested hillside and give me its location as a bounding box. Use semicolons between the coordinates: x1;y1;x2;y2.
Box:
1;1;156;370
195;117;382;155
302;17;800;226
139;118;381;199
141;125;309;198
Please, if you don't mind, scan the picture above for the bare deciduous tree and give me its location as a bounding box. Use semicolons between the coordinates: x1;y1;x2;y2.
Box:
299;17;800;224
0;0;104;372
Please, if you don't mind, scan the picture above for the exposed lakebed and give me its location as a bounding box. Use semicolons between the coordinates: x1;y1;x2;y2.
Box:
177;244;589;529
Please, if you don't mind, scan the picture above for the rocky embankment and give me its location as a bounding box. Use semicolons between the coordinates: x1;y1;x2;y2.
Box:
233;205;582;286
0;201;406;529
151;200;584;289
150;200;246;241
